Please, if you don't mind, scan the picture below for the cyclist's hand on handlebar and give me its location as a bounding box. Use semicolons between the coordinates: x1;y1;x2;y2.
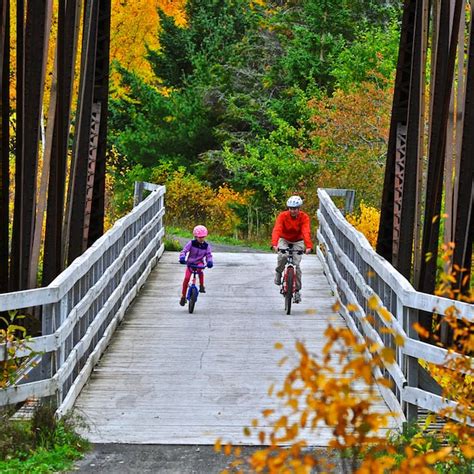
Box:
272;245;278;253
207;261;213;268
179;256;186;264
305;248;312;254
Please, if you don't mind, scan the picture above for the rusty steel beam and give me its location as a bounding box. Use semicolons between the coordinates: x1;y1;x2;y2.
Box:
417;0;463;331
43;0;81;285
0;0;9;293
10;0;24;291
66;0;99;265
452;16;474;296
15;1;50;290
413;0;429;286
395;0;425;280
83;102;101;249
377;0;416;262
88;0;111;247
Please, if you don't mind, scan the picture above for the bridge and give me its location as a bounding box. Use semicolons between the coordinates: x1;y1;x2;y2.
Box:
1;184;471;446
1;0;473;455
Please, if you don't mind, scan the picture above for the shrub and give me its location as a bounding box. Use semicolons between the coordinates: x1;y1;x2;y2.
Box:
347;202;380;249
151;167;249;237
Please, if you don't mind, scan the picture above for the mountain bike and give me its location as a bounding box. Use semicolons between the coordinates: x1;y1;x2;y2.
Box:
186;264;206;314
278;246;304;315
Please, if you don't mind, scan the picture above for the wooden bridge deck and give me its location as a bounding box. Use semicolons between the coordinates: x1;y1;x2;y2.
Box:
74;251;398;445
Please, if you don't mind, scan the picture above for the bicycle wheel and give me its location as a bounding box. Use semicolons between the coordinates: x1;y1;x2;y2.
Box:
285;267;294;315
188;286;198;314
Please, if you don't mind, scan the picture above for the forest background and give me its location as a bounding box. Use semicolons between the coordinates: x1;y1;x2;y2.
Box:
106;0;401;242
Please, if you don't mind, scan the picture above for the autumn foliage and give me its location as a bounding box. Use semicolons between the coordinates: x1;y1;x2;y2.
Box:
150;168;249;237
347;203;381;249
110;0;186;86
216;293;473;472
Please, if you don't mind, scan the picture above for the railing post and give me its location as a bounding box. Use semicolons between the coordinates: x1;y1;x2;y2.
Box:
344;190;355;215
133;181;144;207
404;305;419;422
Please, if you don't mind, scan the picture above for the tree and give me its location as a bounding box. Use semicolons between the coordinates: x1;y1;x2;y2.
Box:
270;0;400;90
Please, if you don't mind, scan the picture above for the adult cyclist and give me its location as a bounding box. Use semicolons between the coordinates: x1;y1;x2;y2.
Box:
271;195;313;303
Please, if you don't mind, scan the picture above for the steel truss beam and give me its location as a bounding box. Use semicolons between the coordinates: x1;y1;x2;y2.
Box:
0;0;9;293
14;1;51;290
66;0;99;265
43;0;81;286
377;0;417;266
379;0;472;338
88;0;111;247
452;16;474;296
10;0;24;291
418;0;463;299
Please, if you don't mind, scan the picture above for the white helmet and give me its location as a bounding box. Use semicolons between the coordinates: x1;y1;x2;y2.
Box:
286;195;303;208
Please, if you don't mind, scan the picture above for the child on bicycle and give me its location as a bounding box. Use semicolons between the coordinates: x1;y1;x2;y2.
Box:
179;225;213;306
271;195;312;303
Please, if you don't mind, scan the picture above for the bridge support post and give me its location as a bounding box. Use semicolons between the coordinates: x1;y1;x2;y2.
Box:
134;181;144;207
404;306;419;421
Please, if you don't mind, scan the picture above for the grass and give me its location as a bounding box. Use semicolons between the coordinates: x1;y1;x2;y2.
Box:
0;404;90;473
166;226;270;252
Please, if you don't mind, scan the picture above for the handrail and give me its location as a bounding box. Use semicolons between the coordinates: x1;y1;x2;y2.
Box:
317;188;473;424
0;182;166;416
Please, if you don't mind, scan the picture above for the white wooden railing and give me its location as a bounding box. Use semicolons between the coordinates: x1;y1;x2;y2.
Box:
317;188;473;424
0;183;165;416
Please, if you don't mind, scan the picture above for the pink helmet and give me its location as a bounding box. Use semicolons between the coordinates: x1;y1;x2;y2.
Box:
193;225;208;238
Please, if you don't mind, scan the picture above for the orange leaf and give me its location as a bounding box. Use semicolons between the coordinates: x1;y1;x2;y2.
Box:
381;347;395;364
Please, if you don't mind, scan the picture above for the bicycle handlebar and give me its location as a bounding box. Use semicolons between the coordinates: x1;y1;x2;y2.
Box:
188;264;207;270
278;248;304;255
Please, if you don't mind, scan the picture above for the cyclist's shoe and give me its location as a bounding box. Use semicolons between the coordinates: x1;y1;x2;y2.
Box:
294;291;302;304
199;285;206;293
179;296;186;306
274;272;282;285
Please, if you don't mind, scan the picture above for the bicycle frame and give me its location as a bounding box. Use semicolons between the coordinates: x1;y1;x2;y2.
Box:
278;246;303;314
186;264;206;313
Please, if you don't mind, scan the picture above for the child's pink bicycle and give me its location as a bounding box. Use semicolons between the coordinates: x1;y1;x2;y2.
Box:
186;264;206;313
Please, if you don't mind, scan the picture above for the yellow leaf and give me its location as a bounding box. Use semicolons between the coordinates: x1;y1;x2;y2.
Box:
305;308;317;314
378;307;392;322
263;409;274;418
394;334;405;347
278;356;289;367
460;444;474;458
347;303;358;312
425;446;452;463
268;383;274;396
214;438;222;453
243;427;251;436
274;342;284;350
381;347;395;364
368;296;379;310
251;418;259;428
413;322;430;339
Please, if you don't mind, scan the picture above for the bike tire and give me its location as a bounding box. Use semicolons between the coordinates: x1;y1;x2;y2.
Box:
285;267;294;315
188;287;198;314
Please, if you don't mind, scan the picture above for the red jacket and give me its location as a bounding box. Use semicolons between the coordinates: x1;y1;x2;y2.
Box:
271;210;313;249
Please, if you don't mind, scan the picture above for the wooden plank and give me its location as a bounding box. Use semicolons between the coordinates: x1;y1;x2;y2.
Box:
74;252;399;445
